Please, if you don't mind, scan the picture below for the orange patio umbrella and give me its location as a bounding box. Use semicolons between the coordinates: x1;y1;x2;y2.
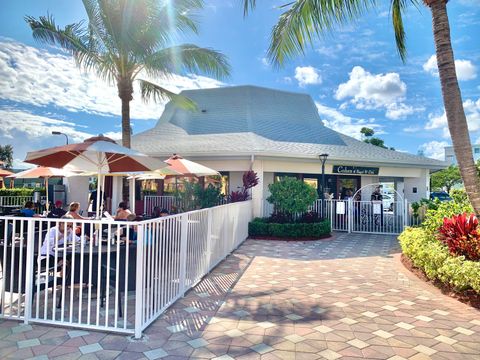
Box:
7;166;76;211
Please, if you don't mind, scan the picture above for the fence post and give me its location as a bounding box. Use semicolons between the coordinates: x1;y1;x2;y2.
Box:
404;199;409;228
134;224;145;339
179;214;188;297
347;198;353;233
206;208;213;272
23;219;35;324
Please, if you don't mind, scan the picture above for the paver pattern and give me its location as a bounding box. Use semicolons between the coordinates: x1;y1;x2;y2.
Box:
1;232;479;359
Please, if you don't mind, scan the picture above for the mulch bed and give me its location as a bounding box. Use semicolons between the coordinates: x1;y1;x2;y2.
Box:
249;234;333;241
401;254;480;309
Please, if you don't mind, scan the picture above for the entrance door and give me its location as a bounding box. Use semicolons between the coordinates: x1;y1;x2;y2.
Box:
337;177;360;199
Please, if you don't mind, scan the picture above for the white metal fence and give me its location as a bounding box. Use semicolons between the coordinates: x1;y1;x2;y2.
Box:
143;195;229;216
263;198;424;235
0;200;253;337
0;195;47;208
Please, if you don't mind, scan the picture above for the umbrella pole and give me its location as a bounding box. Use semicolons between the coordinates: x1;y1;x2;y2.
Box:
100;174;106;216
130;177;136;214
45;177;49;213
96;173;101;219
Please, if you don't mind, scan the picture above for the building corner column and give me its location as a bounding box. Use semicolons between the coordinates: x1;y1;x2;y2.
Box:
251;159;264;218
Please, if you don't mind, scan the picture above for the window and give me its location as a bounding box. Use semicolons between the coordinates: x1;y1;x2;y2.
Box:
274;173;300;182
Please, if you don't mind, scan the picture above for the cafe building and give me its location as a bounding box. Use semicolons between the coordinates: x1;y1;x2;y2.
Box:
131;85;447;217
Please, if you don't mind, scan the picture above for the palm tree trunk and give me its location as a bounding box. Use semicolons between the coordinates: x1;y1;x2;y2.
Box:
118;77;133;148
428;0;480;215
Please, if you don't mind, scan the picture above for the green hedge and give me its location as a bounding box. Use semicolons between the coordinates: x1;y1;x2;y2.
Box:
399;227;480;293
0;188;44;196
249;218;331;239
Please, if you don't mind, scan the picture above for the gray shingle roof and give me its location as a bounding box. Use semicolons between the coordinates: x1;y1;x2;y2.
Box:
131;85;447;169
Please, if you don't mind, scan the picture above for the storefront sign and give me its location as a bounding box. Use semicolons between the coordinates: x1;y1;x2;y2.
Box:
333;165;379;175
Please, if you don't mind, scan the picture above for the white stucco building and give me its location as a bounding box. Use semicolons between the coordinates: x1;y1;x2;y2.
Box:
131;85;447;217
444;144;480;165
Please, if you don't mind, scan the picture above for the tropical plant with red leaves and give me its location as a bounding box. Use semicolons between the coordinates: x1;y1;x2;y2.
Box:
438;213;480;261
229;170;259;203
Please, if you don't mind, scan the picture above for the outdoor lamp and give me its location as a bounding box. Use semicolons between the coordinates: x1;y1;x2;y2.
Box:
52;131;69;145
319;153;329;216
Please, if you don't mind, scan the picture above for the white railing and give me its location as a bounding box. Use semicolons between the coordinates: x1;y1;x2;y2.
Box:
143;195;177;215
0;196;48;214
263;198;420;235
135;200;252;336
0;200;253;338
144;195;230;216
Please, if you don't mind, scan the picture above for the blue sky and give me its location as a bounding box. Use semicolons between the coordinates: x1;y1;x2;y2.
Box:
0;0;479;168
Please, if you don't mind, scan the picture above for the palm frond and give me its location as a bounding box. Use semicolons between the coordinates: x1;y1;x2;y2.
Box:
138;79;198;111
25;14;115;80
142;45;231;80
391;0;420;63
264;0;375;66
243;0;257;16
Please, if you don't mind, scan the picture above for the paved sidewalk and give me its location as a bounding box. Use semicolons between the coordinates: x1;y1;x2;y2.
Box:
1;233;479;359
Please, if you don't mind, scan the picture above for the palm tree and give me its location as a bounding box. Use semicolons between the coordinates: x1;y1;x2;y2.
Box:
243;0;480;215
26;0;231;148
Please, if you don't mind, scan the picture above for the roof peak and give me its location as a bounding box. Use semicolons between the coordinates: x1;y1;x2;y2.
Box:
179;84;311;98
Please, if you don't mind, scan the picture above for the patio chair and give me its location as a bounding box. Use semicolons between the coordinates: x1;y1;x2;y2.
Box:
32;258;65;309
99;246;136;318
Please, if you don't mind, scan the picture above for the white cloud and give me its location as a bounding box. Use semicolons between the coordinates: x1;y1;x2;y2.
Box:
334;66;420;120
316;44;344;58
315;102;381;139
0;38;224;121
294;66;322;87
103;131;122;140
403;126;421;133
418;141;450;160
385;103;423;120
0;108;93;142
423;55;477;81
425;98;480;138
0;108;97;167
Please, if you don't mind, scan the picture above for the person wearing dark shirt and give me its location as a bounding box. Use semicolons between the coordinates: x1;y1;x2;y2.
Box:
47;200;67;218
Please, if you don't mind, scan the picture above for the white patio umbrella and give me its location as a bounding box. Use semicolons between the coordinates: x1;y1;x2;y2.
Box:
164;154;219;193
24;134;167;218
7;166;76;211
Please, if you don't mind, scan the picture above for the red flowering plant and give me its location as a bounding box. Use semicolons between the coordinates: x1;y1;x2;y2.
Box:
438;213;480;261
228;170;259;203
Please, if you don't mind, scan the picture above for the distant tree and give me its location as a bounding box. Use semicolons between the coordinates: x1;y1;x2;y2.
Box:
360;127;375;138
431;165;462;192
359;128;394;150
0;145;13;169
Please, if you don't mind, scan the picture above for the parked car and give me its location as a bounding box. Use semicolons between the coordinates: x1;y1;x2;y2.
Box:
382;193;394;212
430;191;452;202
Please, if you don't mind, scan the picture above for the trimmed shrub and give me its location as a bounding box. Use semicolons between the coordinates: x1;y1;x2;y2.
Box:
422;196;473;236
438;213;480;261
399;227;480;293
249;218;331;239
267;178;317;220
0;188;44;196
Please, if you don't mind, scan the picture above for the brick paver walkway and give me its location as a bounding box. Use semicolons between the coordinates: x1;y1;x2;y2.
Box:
1;233;479;359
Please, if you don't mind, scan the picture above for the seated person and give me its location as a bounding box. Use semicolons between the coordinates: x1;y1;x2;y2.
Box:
66;202;89;220
47;200;67;218
160;208;169;217
151;207;169;218
20;201;40;217
115;201;132;220
115;213;138;243
38;214;81;267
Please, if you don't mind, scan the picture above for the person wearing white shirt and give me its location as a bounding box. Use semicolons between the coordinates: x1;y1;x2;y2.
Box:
39;215;81;267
